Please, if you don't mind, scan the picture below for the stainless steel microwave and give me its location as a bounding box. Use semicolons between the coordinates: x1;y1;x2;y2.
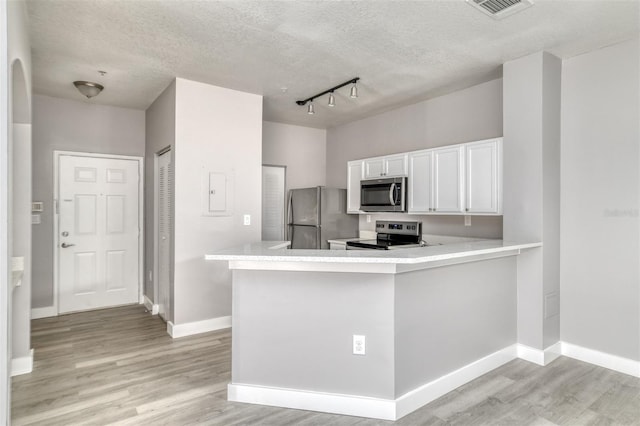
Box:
360;177;406;212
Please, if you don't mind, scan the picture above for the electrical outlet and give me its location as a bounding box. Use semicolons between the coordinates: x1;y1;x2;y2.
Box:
243;214;251;226
464;215;471;226
366;215;371;223
353;335;366;355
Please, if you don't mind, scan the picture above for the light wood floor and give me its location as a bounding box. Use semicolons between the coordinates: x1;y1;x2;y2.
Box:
11;305;640;425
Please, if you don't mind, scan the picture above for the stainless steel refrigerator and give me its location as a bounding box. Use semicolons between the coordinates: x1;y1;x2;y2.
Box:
287;187;358;249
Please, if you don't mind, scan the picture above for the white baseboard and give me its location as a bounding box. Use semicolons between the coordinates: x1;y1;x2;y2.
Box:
11;349;34;376
395;344;517;419
167;315;231;338
517;342;562;366
229;344;517;421
229;383;397;421
143;295;159;315
31;306;57;319
561;342;640;378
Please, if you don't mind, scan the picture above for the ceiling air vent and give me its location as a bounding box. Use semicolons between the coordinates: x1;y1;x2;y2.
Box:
467;0;534;19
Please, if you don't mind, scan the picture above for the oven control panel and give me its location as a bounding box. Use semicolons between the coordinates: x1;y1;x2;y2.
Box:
375;220;422;236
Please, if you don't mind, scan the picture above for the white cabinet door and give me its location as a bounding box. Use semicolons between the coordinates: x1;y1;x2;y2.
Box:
433;146;464;213
408;150;433;213
384;154;408;177
465;139;501;214
363;158;385;179
347;160;364;213
363;154;408;179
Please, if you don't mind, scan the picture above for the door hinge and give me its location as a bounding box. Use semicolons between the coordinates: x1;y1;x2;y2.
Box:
55;199;59;214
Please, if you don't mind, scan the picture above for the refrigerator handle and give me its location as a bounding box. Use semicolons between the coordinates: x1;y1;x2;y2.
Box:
285;190;293;240
289;225;294;247
317;186;322;226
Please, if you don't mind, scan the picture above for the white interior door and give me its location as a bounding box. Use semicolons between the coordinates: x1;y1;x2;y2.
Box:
261;165;286;241
157;150;172;320
58;154;140;313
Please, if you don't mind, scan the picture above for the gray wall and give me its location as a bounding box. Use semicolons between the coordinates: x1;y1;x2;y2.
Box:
262;121;327;190
395;257;516;396
144;81;175;306
503;52;562;351
232;258;517;400
31;95;145;308
326;79;504;239
172;78;262;325
560;37;640;361
232;270;396;399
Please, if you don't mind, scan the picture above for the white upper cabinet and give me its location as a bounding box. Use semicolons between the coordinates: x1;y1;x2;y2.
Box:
348;138;502;215
433;146;465;213
408;150;433;213
465;139;502;214
347;160;364;214
363;154;408;179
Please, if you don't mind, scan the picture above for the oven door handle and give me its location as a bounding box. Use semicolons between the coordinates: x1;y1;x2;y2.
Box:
389;183;396;205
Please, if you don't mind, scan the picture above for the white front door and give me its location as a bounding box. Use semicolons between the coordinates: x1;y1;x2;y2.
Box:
58;154;140;313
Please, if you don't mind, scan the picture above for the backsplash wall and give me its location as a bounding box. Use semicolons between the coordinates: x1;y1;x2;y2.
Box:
358;213;503;239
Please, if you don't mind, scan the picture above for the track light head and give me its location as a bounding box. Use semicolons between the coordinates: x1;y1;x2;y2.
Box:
350;81;358;99
328;92;335;107
307;101;315;115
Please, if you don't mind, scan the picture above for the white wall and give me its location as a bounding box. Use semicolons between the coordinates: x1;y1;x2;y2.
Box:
173;78;262;325
326;79;504;239
503;51;562;351
144;81;175;307
560;37;640;361
31;95;145;309
263;121;326;190
3;0;32;420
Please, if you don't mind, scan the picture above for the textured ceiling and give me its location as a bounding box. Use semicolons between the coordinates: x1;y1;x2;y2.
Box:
27;1;639;129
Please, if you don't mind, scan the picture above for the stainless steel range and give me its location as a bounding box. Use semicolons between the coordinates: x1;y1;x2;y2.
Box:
346;220;422;250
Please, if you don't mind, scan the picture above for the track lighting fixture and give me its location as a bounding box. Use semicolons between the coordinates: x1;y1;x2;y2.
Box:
296;77;359;114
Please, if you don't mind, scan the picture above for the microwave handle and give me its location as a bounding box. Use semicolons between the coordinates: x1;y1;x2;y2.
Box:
389;183;396;205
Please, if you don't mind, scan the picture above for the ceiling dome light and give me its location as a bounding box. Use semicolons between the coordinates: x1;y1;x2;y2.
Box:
328;92;335;107
307;100;315;115
350;81;358;99
73;81;104;99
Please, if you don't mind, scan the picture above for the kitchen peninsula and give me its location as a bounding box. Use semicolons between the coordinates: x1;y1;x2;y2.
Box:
205;240;541;420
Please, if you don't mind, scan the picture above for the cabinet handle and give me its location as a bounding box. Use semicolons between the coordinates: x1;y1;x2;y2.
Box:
465;208;469;212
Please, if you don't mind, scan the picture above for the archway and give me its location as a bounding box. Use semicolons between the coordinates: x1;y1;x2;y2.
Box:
7;57;32;393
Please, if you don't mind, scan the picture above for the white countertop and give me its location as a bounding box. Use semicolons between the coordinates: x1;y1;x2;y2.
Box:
205;239;541;268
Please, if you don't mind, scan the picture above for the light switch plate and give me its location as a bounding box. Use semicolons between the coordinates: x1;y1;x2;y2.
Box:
243;214;251;226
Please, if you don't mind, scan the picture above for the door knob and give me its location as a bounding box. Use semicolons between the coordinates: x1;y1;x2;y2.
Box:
61;242;75;248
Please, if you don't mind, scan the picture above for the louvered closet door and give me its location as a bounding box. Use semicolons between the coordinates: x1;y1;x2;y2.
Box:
157;150;172;321
58;155;140;313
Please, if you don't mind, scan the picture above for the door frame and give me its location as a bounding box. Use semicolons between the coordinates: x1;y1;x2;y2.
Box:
53;150;144;315
153;146;171;318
